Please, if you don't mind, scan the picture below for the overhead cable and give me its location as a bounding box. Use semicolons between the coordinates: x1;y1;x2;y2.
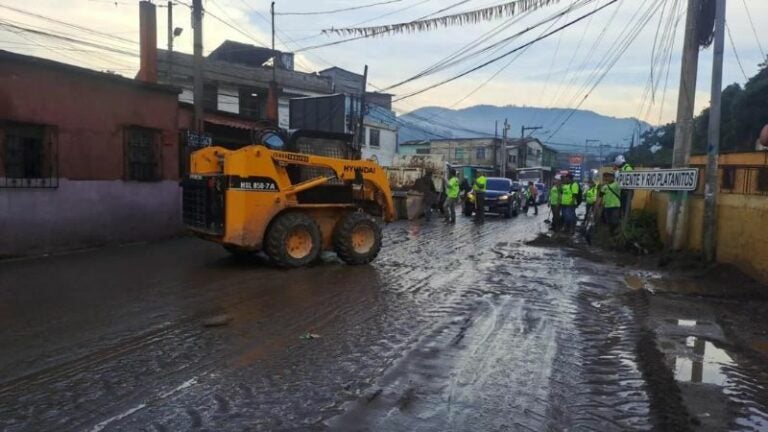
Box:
393;0;620;102
323;0;564;37
276;0;403;16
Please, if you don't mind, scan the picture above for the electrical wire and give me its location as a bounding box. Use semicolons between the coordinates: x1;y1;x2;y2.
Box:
544;0;665;141
383;0;593;91
740;0;765;60
725;20;749;81
393;0;620;102
276;0;403;16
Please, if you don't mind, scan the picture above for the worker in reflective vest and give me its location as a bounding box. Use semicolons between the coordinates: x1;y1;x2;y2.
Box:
444;169;460;224
560;173;579;234
600;171;622;235
473;172;487;223
584;180;598;223
549;175;562;231
614;155;633;216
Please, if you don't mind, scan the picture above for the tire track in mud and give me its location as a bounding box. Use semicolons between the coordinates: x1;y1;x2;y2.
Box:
0;217;657;431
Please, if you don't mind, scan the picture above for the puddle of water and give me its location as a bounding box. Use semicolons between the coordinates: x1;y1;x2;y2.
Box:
674;337;734;386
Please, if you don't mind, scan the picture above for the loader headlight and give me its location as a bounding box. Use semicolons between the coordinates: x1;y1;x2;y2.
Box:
499;195;509;201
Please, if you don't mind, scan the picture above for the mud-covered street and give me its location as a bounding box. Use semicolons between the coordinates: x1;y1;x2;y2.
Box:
1;214;768;432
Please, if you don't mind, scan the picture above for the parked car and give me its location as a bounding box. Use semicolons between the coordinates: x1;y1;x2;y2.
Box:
463;177;521;218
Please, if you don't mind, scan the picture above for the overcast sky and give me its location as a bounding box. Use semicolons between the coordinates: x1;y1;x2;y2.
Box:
1;0;766;135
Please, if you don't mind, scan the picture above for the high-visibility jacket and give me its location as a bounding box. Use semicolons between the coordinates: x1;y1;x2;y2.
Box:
560;182;579;206
621;163;634;172
549;186;560;206
602;182;622;208
446;176;460;199
585;185;598;205
474;175;487;193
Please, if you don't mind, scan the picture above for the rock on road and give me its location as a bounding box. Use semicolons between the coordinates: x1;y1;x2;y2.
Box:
0;214;688;431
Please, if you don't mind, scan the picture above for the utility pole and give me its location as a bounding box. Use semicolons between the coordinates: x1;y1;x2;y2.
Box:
501;119;510;178
167;1;173;79
585;139;600;181
192;0;204;132
703;0;726;262
520;125;543;169
265;1;279;124
669;0;702;250
357;65;368;152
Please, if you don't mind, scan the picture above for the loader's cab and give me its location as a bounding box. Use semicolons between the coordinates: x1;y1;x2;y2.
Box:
182;127;394;268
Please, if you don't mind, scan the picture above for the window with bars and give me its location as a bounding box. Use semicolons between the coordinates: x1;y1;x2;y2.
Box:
125;127;160;181
415;148;431;154
455;147;465;161
368;128;380;148
476;147;486;160
1;121;58;188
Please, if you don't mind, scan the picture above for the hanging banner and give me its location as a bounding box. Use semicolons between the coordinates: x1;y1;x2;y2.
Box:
616;168;699;191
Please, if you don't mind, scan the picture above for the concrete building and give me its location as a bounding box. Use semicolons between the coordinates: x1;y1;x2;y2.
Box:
0;50;182;256
158;42;333;132
315;67;398;166
508;138;558;185
399;138;501;171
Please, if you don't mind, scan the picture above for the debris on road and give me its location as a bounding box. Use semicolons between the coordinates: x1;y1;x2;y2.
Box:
202;314;233;327
300;332;321;340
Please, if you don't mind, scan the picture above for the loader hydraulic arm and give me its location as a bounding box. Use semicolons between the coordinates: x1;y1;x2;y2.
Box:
268;148;396;222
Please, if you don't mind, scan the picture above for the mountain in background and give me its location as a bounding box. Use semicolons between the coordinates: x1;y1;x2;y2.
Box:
398;105;651;155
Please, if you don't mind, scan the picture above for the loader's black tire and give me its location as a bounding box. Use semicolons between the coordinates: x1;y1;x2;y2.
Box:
265;212;322;268
333;212;382;265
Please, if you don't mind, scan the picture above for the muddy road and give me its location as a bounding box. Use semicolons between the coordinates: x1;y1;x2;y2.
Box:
1;213;767;431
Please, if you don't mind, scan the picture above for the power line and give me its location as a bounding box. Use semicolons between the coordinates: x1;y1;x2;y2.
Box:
0;3;137;45
545;0;665;141
383;0;593;91
323;0;566;37
276;0;403;16
393;0;620;102
725;20;749;81
740;0;765;60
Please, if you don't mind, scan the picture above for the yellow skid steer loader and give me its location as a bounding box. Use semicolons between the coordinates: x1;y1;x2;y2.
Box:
182;130;395;268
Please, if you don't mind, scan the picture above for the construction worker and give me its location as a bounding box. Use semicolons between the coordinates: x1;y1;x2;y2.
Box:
584;180;598;223
600;171;622;235
526;181;539;215
615;154;633;217
614;154;633;172
444;169;460;223
473;170;488;223
549;175;562;231
415;170;437;221
560;173;578;234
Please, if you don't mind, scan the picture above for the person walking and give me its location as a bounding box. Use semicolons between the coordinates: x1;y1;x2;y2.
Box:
526;181;539;215
415;170;437;221
444;169;460;223
584;180;598;224
600;171;622;235
549;175;562;231
473;171;487;223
